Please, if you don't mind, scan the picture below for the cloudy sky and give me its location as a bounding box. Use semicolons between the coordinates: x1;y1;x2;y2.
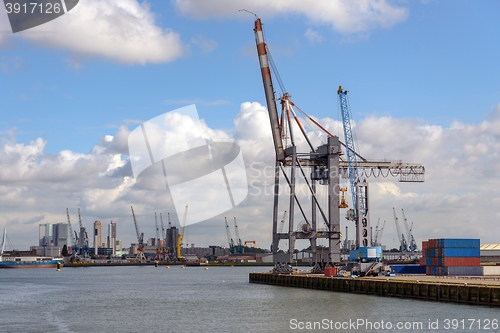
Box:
1;0;499;251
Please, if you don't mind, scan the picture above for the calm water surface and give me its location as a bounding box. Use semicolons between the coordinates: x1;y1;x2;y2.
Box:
1;266;499;332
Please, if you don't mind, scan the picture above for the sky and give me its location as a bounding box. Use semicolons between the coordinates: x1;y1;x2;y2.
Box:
1;0;500;252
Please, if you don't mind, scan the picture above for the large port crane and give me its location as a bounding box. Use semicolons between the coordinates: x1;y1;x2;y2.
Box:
131;206;145;262
66;208;78;255
401;209;417;252
338;87;370;249
393;208;408;252
373;220;386;247
224;217;235;253
176;205;188;261
234;217;244;254
77;208;89;257
250;15;425;273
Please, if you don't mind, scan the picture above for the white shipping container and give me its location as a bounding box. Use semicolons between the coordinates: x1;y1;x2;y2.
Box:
482;266;500;276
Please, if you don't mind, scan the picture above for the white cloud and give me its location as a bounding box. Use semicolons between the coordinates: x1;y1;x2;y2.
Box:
0;0;184;64
191;35;218;54
174;0;409;34
304;28;323;44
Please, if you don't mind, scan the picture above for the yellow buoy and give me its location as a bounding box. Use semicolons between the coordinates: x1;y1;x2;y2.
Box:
181;265;185;268
204;267;209;270
166;266;170;269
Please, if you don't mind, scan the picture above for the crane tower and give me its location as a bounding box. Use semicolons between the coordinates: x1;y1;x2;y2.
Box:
250;16;425;273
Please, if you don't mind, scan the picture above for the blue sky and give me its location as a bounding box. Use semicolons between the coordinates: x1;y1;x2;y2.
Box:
1;0;500;250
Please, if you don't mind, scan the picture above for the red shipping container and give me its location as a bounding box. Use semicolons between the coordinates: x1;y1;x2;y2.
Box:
422;241;428;251
437;248;442;258
441;257;480;267
432;258;438;266
419;257;425;266
438;267;442;276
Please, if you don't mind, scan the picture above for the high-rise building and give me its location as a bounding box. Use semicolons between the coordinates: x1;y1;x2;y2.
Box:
39;223;51;246
52;223;69;247
93;220;102;249
108;221;116;255
93;220;103;255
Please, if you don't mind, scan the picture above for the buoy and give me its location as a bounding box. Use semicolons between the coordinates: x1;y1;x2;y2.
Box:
56;262;61;271
166;266;170;269
181;266;185;268
204;267;209;270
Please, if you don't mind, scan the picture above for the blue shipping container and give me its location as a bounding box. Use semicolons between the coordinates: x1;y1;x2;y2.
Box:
391;265;426;274
437;238;480;249
443;266;483;276
426;257;432;266
441;247;480;257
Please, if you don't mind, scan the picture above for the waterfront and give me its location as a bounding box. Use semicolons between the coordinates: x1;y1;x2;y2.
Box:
1;266;499;332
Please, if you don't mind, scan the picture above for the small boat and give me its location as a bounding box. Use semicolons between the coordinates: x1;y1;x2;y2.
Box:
0;228;63;269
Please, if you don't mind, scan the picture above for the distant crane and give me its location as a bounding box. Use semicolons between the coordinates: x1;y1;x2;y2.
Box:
393;207;408;252
66;208;78;255
224;217;235;253
78;208;89;257
160;213;166;245
155;212;161;247
401;209;417;252
234;217;244;254
278;210;287;234
176;205;188;260
373;219;386;247
131;206;145;262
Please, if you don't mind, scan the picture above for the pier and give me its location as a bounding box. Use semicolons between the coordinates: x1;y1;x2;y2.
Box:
249;272;500;307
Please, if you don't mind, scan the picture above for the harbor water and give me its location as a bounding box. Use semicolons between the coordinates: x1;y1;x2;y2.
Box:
1;266;499;332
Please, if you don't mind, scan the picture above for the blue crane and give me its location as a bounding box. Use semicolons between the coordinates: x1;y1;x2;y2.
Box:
338;86;370;248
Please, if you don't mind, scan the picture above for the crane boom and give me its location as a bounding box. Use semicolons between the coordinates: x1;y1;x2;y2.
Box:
66;208;77;249
155;212;160;245
224;217;235;253
176;205;188;260
130;206;145;262
278;210;287;234
160;213;165;243
401;209;417;252
338;86;370;248
393;207;407;251
254;18;284;161
234;217;244;253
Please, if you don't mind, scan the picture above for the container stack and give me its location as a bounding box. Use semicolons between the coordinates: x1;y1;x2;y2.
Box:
423;238;481;276
420;240;428;266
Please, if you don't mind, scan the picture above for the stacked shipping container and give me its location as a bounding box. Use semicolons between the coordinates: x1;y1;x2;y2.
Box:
423;238;481;276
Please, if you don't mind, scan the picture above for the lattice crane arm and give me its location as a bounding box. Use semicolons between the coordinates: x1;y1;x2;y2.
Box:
131;206;143;248
224;217;235;250
66;208;77;248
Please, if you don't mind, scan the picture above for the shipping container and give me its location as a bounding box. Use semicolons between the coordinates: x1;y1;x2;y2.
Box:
438;238;480;249
441;257;480;267
482;266;500;276
441;247;480;257
422;241;428;250
391;264;426;274
426;257;432;266
443;266;483;276
419;257;425;266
